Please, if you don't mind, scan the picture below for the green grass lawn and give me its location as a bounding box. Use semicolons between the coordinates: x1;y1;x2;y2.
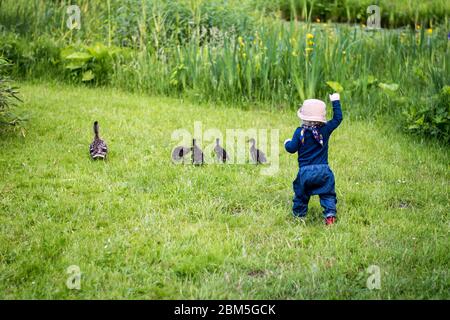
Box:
0;82;448;299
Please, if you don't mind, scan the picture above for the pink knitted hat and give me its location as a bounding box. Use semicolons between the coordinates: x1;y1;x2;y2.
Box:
297;99;327;123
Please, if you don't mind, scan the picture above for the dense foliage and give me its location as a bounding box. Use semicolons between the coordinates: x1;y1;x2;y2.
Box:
0;0;448;140
0;57;21;127
267;0;449;28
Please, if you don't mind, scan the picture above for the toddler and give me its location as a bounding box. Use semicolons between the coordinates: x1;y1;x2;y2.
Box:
284;93;343;225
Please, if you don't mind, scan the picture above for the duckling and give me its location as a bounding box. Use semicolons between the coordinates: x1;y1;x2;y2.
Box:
89;121;108;160
171;145;191;162
248;138;266;164
214;138;228;163
192;139;204;165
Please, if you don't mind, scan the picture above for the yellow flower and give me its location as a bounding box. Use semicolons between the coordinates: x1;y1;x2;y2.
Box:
306;33;314;39
308;40;314;46
253;32;259;45
238;36;245;47
426;28;433;35
400;33;406;44
305;47;313;53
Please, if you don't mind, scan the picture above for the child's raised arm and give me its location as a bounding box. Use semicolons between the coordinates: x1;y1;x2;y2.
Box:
324;93;343;134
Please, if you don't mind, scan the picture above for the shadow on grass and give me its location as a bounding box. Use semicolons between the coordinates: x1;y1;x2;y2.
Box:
288;204;326;226
0;126;26;143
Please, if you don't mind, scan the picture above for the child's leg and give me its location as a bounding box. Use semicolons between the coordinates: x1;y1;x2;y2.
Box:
292;172;309;217
319;193;337;218
293;193;310;217
319;166;337;219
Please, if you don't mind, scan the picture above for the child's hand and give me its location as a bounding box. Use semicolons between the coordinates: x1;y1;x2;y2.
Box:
329;93;340;102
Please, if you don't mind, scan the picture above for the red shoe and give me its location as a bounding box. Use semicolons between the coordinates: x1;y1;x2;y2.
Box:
325;216;336;225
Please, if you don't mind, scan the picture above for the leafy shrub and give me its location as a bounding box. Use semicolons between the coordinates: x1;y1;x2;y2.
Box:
61;43;122;85
0;32;62;79
0;57;22;126
404;86;450;143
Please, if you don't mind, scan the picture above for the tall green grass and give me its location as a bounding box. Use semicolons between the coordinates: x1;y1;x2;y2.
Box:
0;0;449;139
261;0;449;28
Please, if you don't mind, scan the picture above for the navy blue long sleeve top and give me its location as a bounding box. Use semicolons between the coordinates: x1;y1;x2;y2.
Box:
285;100;343;167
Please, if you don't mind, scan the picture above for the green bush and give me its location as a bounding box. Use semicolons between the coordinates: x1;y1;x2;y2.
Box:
0;57;22;126
404;85;450;143
0;32;62;79
60;43;122;85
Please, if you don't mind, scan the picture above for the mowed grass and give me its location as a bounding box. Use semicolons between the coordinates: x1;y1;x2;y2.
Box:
0;82;448;299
